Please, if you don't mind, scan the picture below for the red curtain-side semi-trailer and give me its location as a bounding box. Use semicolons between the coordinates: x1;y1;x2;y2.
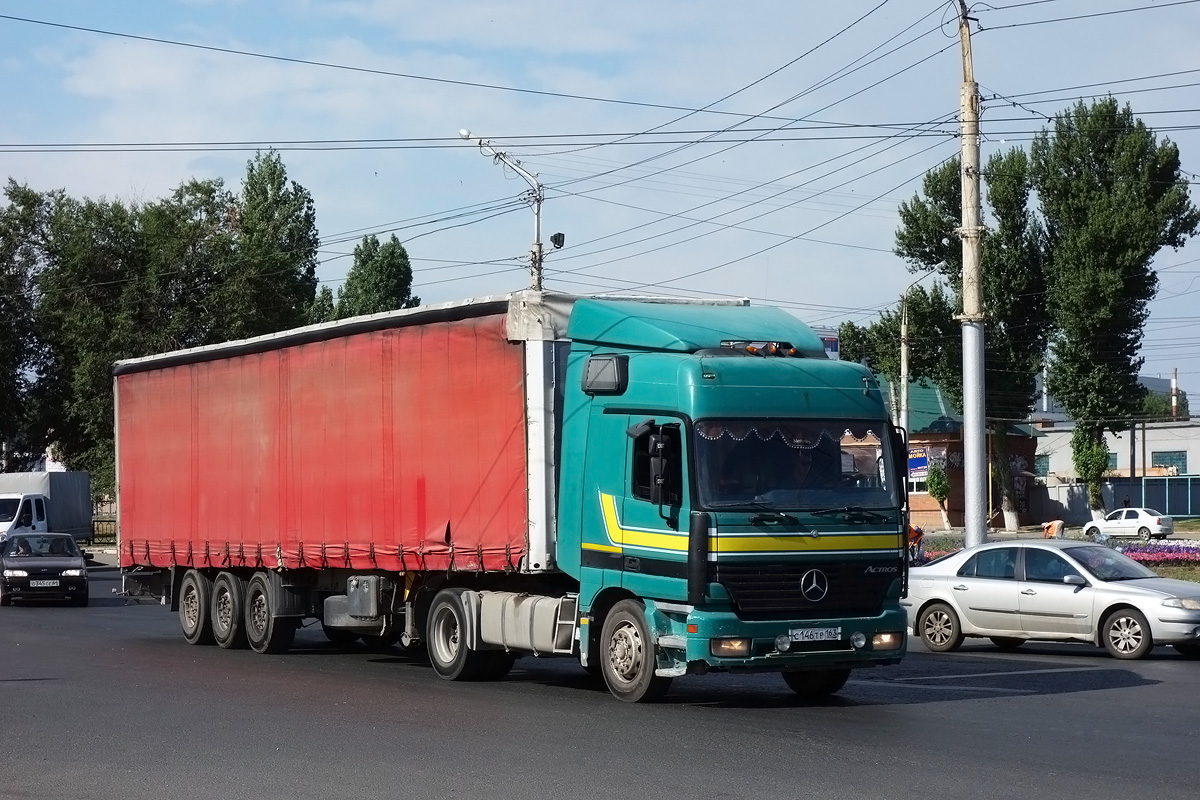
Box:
117;304;528;576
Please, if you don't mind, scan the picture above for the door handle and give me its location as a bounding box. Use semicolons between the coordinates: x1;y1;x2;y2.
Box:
1021;589;1037;595
953;585;968;591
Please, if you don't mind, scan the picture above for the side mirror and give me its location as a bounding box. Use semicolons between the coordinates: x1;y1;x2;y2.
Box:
1063;574;1086;586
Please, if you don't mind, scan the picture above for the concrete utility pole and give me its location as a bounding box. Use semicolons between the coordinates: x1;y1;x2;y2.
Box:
956;1;988;548
459;129;546;291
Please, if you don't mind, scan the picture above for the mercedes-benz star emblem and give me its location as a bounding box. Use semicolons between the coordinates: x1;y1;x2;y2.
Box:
800;569;829;602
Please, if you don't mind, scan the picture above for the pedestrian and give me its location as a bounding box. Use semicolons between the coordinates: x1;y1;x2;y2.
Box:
1122;495;1131;508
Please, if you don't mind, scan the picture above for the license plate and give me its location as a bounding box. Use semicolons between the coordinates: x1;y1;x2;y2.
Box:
790;626;842;642
29;579;60;588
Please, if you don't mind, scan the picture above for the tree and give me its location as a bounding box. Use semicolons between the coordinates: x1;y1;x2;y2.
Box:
890;150;1051;529
1032;99;1199;512
0;182;50;467
214;150;319;340
1141;389;1189;422
308;285;336;324
926;462;951;530
335;234;419;319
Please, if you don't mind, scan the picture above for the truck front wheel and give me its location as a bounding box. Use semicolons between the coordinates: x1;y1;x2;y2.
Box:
179;570;214;645
244;572;297;654
600;599;671;703
426;589;492;680
781;668;851;699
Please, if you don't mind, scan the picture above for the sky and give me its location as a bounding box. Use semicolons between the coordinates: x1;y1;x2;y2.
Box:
2;0;1199;402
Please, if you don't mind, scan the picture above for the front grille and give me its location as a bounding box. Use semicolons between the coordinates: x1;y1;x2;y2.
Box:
715;561;898;620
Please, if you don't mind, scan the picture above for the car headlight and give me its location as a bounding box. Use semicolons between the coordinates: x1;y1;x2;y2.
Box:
1163;597;1200;610
3;569;28;578
61;568;86;577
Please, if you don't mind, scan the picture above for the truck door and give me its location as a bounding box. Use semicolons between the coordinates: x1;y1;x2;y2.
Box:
33;497;48;533
12;498;35;535
614;416;691;597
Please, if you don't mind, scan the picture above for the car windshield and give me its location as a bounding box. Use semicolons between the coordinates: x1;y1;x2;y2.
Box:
0;498;18;523
4;535;80;558
1065;545;1157;581
693;418;899;511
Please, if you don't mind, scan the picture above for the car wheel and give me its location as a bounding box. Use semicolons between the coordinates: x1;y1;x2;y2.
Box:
179;570;215;645
1173;643;1200;659
782;668;851;699
600;599;672;703
919;602;964;652
211;572;248;649
243;572;298;654
0;580;11;607
1103;608;1153;659
72;590;89;608
1084;526;1100;542
1138;527;1151;542
989;636;1025;651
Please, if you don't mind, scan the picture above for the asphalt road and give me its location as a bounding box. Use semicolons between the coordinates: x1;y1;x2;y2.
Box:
2;561;1198;800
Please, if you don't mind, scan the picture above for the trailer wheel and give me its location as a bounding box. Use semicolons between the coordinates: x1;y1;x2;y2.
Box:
179;570;215;645
426;589;491;680
211;572;248;649
244;572;297;654
600;599;671;703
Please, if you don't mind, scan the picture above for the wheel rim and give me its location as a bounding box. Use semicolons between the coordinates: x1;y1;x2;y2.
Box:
607;619;644;684
431;606;460;667
182;585;200;632
923;610;953;646
214;588;232;634
1139;528;1150;541
1109;615;1144;654
248;590;269;638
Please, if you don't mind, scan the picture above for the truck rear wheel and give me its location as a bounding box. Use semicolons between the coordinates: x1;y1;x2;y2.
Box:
426;589;492;680
211;572;248;649
179;570;214;645
599;599;671;703
244;572;297;654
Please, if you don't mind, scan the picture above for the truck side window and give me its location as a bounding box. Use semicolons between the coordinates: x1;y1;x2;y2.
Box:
17;499;33;527
34;498;46;523
631;426;682;505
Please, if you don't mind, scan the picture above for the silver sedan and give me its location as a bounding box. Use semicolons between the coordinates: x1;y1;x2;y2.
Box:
903;540;1200;659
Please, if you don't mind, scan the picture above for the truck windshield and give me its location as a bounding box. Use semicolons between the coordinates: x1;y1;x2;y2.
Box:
694;419;899;511
0;498;18;522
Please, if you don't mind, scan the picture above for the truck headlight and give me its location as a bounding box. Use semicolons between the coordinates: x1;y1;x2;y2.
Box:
3;569;28;578
1163;597;1200;610
710;638;751;657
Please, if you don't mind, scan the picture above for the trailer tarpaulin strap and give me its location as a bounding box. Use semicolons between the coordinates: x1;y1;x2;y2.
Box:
368;542;377;568
319;541;327;568
344;541;351;568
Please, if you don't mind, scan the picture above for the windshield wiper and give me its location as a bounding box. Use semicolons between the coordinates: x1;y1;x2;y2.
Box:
749;511;799;525
810;506;888;522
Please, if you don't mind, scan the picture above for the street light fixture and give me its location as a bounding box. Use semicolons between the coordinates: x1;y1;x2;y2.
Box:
458;129;552;291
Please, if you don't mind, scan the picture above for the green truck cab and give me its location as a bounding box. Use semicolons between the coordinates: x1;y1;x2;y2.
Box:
558;299;908;701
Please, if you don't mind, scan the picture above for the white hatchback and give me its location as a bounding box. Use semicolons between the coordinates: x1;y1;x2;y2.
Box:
1082;507;1174;541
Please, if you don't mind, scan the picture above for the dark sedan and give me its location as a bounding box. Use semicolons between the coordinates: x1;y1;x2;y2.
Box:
0;533;89;606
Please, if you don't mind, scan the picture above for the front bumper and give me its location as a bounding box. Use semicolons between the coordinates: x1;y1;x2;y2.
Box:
651;602;908;674
1151;613;1200;645
2;577;89;601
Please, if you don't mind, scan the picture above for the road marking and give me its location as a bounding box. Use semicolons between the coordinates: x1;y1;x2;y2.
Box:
857;681;1035;693
894;666;1102;682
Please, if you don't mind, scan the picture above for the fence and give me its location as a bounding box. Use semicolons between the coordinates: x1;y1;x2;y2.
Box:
1030;475;1200;524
